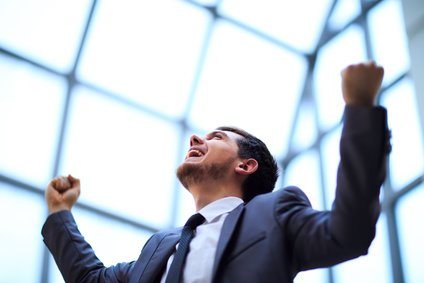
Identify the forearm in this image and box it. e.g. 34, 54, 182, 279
330, 105, 390, 248
42, 211, 104, 282
42, 211, 132, 282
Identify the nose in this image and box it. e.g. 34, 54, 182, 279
190, 134, 204, 147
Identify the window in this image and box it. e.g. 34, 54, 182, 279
0, 0, 421, 282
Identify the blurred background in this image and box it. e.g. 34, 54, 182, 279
0, 0, 423, 282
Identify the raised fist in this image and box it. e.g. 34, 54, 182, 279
341, 61, 384, 106
45, 175, 80, 214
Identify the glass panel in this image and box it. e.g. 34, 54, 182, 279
59, 86, 180, 228
333, 214, 391, 283
192, 0, 220, 5
381, 78, 424, 190
314, 25, 367, 130
77, 0, 211, 118
291, 100, 318, 151
0, 54, 66, 187
294, 268, 327, 283
321, 126, 342, 209
397, 183, 424, 283
284, 150, 324, 210
0, 0, 91, 72
176, 132, 198, 227
368, 0, 410, 85
177, 184, 197, 227
74, 209, 152, 264
274, 163, 285, 193
50, 254, 66, 283
328, 0, 361, 30
189, 20, 307, 158
0, 183, 45, 283
219, 0, 333, 52
49, 208, 152, 283
288, 148, 328, 283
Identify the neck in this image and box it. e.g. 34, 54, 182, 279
188, 181, 243, 211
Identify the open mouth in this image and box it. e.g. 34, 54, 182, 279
186, 148, 205, 160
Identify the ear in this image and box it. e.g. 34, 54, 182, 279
235, 158, 258, 175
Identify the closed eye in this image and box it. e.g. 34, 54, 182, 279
206, 131, 226, 140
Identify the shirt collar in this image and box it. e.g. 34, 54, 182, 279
198, 197, 244, 223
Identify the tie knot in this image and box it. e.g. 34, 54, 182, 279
184, 213, 205, 230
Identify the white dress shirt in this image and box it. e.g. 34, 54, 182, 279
160, 197, 244, 283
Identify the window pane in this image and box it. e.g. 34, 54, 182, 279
219, 0, 333, 52
291, 100, 318, 152
368, 0, 410, 85
49, 208, 152, 283
189, 20, 307, 158
314, 25, 367, 130
0, 0, 91, 72
284, 150, 324, 210
333, 214, 391, 283
274, 163, 285, 193
59, 86, 180, 228
77, 0, 211, 118
74, 209, 152, 264
294, 268, 327, 283
381, 78, 424, 190
0, 55, 66, 187
321, 126, 342, 209
0, 183, 45, 283
192, 0, 220, 5
328, 0, 361, 30
175, 132, 198, 227
397, 183, 424, 283
288, 150, 328, 283
177, 184, 197, 227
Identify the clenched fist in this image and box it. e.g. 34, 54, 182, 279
45, 175, 80, 214
341, 61, 384, 106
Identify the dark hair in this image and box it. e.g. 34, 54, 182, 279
216, 126, 279, 202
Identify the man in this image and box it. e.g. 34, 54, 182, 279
42, 62, 390, 283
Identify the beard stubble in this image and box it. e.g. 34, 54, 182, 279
176, 157, 235, 189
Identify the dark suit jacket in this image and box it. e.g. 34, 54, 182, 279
42, 106, 390, 283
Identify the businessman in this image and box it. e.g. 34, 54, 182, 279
42, 61, 390, 283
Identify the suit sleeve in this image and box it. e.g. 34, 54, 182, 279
42, 210, 134, 283
276, 106, 391, 273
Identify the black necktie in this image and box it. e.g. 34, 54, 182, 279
165, 213, 205, 283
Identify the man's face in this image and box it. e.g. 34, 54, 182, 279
176, 130, 243, 189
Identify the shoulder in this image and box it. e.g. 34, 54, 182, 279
139, 228, 181, 257
247, 186, 312, 208
147, 227, 181, 243
241, 186, 313, 223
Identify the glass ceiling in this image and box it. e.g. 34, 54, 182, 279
0, 0, 422, 282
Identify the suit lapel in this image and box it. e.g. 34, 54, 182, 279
212, 203, 244, 280
136, 233, 180, 283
